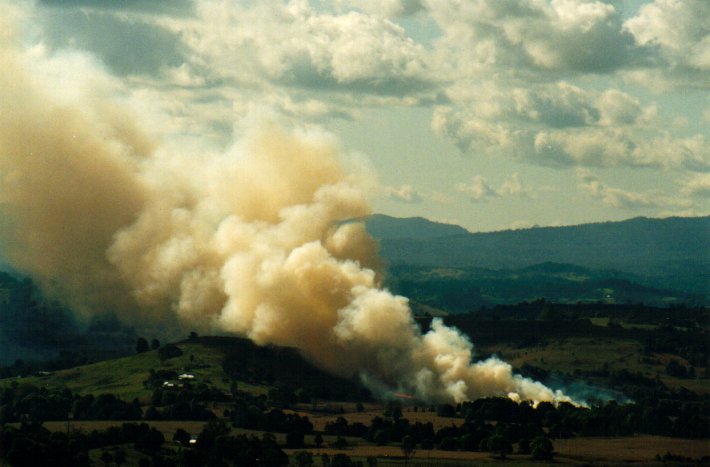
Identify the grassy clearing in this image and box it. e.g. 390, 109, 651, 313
0, 340, 270, 400
554, 435, 710, 462
482, 337, 710, 395
34, 420, 710, 465
42, 420, 209, 438
290, 402, 461, 432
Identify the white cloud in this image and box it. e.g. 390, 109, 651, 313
577, 169, 657, 208
384, 184, 423, 203
497, 172, 526, 196
533, 128, 708, 169
339, 0, 425, 18
595, 89, 653, 127
509, 220, 536, 230
19, 0, 710, 233
171, 0, 432, 96
435, 81, 708, 170
576, 169, 693, 209
679, 173, 710, 198
624, 0, 710, 72
425, 0, 632, 75
455, 175, 497, 201
422, 0, 708, 169
384, 185, 457, 204
455, 173, 529, 201
429, 191, 455, 204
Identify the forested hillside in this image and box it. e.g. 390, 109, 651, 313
366, 215, 709, 306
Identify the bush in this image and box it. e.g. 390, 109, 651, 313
158, 344, 183, 362
530, 436, 554, 461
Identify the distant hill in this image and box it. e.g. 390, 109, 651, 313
367, 215, 709, 304
364, 214, 470, 240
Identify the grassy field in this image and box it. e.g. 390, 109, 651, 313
33, 416, 710, 466
0, 340, 269, 400
2, 334, 708, 465
289, 405, 461, 432
554, 435, 710, 463
482, 337, 710, 395
39, 420, 710, 465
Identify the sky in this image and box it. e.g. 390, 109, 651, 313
7, 0, 710, 232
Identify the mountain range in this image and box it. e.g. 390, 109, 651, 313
365, 214, 709, 309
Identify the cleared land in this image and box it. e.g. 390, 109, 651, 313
37, 417, 710, 465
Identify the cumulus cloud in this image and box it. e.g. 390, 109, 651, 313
435, 81, 708, 170
456, 173, 528, 201
420, 0, 708, 170
577, 170, 657, 208
384, 184, 424, 203
340, 0, 425, 18
679, 172, 710, 197
624, 0, 710, 72
576, 169, 693, 209
27, 0, 709, 181
37, 7, 186, 77
38, 0, 193, 14
170, 0, 432, 95
425, 0, 634, 75
455, 176, 497, 201
509, 220, 537, 230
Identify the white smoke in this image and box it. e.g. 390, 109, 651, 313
0, 7, 574, 405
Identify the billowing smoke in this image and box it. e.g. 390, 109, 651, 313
0, 10, 573, 405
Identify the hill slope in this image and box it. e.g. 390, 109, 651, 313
1, 336, 369, 402
364, 214, 470, 240
369, 216, 709, 297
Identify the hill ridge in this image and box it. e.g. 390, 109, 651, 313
367, 214, 709, 296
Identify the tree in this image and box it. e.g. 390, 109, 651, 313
150, 339, 160, 350
114, 448, 126, 466
384, 400, 403, 421
135, 337, 149, 354
293, 451, 314, 467
134, 427, 165, 452
333, 436, 348, 449
518, 437, 531, 454
485, 434, 512, 459
530, 436, 554, 461
330, 453, 353, 467
436, 403, 456, 417
314, 433, 323, 448
158, 344, 183, 362
99, 450, 113, 466
286, 430, 305, 448
401, 435, 416, 465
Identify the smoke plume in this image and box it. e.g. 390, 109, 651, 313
0, 12, 572, 405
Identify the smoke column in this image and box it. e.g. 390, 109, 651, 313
0, 10, 573, 405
